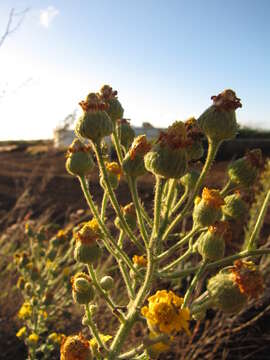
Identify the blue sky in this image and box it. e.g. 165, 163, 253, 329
0, 0, 269, 140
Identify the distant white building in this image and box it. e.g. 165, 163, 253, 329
53, 123, 163, 149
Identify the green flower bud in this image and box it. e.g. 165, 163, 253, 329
193, 188, 224, 227
145, 143, 188, 179
222, 193, 247, 220
180, 169, 200, 190
197, 222, 227, 261
228, 149, 262, 187
100, 276, 114, 291
186, 141, 204, 161
122, 135, 152, 178
74, 242, 102, 265
144, 121, 188, 179
76, 92, 113, 143
72, 273, 95, 305
100, 162, 122, 190
66, 139, 95, 177
184, 118, 204, 161
99, 85, 124, 124
114, 203, 137, 231
198, 90, 241, 142
74, 219, 102, 264
116, 119, 135, 149
207, 272, 247, 314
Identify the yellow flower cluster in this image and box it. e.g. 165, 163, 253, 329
28, 333, 39, 344
89, 333, 112, 348
132, 255, 147, 267
105, 161, 122, 179
76, 218, 100, 245
48, 332, 65, 344
39, 309, 48, 319
141, 290, 190, 335
16, 326, 27, 339
202, 188, 224, 208
18, 302, 32, 319
60, 334, 90, 360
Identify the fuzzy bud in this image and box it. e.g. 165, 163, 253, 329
198, 89, 241, 142
116, 119, 135, 149
197, 221, 227, 261
144, 121, 188, 178
122, 135, 152, 177
72, 273, 95, 305
99, 85, 124, 124
66, 139, 95, 177
74, 220, 102, 264
75, 92, 113, 144
114, 203, 137, 231
180, 169, 200, 190
100, 276, 114, 291
100, 162, 122, 190
193, 188, 224, 227
207, 272, 247, 314
60, 334, 92, 360
228, 149, 262, 187
184, 118, 204, 161
222, 193, 247, 220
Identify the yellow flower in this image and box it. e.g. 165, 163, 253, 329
60, 334, 91, 360
148, 332, 173, 354
46, 260, 53, 269
18, 302, 32, 319
28, 333, 39, 344
230, 260, 264, 299
39, 309, 48, 319
89, 334, 112, 348
76, 218, 100, 245
16, 326, 27, 339
141, 290, 191, 335
105, 161, 122, 179
202, 188, 224, 208
48, 332, 65, 344
132, 255, 147, 267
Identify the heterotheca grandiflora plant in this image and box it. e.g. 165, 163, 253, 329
18, 85, 270, 360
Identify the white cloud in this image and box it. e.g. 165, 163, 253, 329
40, 6, 59, 28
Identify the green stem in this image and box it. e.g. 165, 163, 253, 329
170, 187, 189, 216
247, 190, 270, 250
160, 179, 177, 233
182, 261, 207, 308
153, 176, 164, 238
160, 248, 270, 279
161, 248, 193, 272
109, 244, 156, 358
85, 303, 106, 350
162, 140, 221, 242
87, 264, 125, 322
129, 177, 149, 246
220, 179, 233, 196
101, 192, 108, 221
157, 227, 201, 260
119, 260, 135, 300
94, 142, 144, 251
112, 131, 124, 164
79, 176, 141, 277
